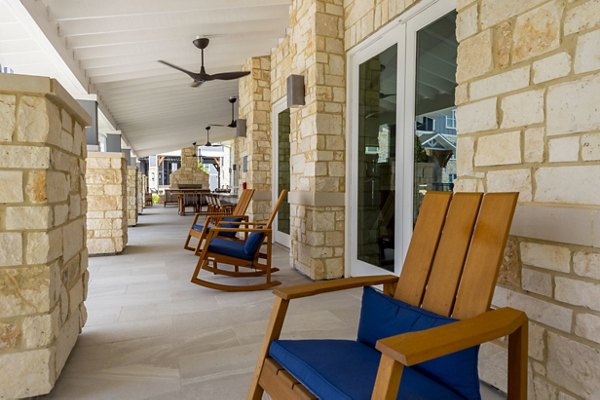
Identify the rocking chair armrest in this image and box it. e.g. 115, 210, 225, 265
273, 275, 399, 300
375, 307, 528, 366
208, 214, 249, 224
210, 227, 271, 234
214, 221, 267, 226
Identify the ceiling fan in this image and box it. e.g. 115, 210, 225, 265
158, 37, 250, 88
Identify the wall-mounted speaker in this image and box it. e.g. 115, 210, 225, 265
287, 74, 305, 107
236, 118, 247, 137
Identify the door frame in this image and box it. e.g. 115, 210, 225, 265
345, 0, 457, 277
272, 97, 291, 248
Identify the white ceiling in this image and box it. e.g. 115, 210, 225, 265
0, 0, 291, 156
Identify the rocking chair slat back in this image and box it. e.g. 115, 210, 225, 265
234, 189, 255, 215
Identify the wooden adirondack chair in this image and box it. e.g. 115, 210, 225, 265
183, 189, 255, 255
248, 191, 528, 399
191, 190, 287, 291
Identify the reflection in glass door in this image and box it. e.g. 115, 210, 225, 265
412, 11, 457, 223
357, 45, 397, 272
348, 1, 457, 277
273, 98, 291, 247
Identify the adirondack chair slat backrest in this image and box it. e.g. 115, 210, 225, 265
452, 192, 518, 319
265, 190, 287, 229
394, 192, 452, 306
233, 189, 255, 215
421, 192, 483, 317
394, 191, 518, 320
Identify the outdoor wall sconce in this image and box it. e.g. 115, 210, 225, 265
287, 74, 305, 107
236, 118, 247, 137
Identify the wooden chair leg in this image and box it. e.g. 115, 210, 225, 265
371, 355, 404, 400
508, 321, 528, 400
247, 296, 290, 400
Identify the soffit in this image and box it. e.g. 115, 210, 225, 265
8, 0, 291, 156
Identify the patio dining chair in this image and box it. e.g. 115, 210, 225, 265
248, 191, 528, 400
183, 189, 255, 255
190, 190, 287, 291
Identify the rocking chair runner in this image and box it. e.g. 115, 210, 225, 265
190, 190, 287, 292
183, 189, 255, 255
248, 191, 528, 400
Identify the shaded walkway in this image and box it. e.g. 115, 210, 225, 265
39, 206, 503, 399
39, 207, 361, 399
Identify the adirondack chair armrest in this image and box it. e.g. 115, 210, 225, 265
214, 221, 267, 226
273, 275, 400, 300
375, 307, 528, 366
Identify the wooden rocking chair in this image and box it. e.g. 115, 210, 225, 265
248, 191, 528, 399
183, 189, 255, 255
191, 190, 287, 291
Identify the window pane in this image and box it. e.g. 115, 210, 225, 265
413, 12, 458, 224
357, 44, 397, 271
277, 109, 291, 235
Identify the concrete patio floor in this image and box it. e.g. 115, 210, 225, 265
37, 206, 505, 399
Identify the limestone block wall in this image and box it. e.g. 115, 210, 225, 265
236, 56, 273, 221
344, 0, 420, 50
86, 152, 127, 255
169, 146, 209, 188
126, 166, 138, 226
454, 1, 600, 398
0, 75, 89, 398
270, 0, 346, 279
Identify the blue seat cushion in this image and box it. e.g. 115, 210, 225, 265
269, 339, 465, 400
357, 287, 480, 400
219, 217, 243, 238
243, 231, 264, 256
193, 217, 242, 238
208, 238, 251, 260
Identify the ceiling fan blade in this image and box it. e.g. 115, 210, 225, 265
207, 71, 251, 81
158, 60, 202, 80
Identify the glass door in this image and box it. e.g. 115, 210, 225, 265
273, 98, 291, 247
348, 0, 457, 276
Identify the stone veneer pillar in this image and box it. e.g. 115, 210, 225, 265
137, 172, 144, 214
269, 0, 346, 279
0, 74, 89, 398
236, 56, 273, 221
126, 166, 138, 226
452, 0, 600, 398
169, 146, 209, 188
86, 152, 128, 255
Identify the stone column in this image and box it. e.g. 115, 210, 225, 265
137, 172, 144, 214
0, 75, 89, 398
142, 174, 149, 207
270, 0, 346, 279
126, 166, 138, 226
236, 56, 273, 221
169, 146, 209, 188
86, 152, 128, 255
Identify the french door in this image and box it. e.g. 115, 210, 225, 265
272, 97, 291, 247
347, 0, 457, 276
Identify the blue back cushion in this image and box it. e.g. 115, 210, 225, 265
357, 286, 480, 400
219, 217, 242, 238
243, 231, 264, 257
